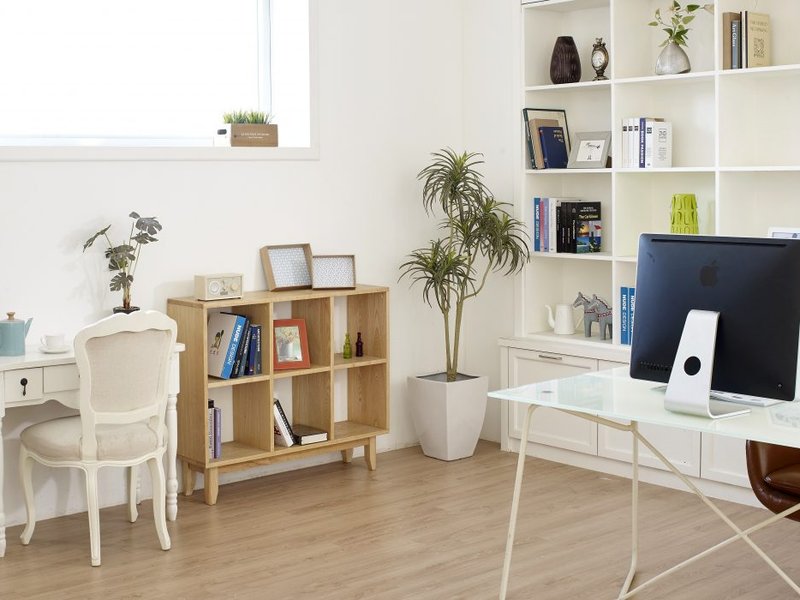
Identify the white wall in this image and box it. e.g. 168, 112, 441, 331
0, 0, 520, 526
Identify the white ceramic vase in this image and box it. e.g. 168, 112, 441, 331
407, 373, 488, 461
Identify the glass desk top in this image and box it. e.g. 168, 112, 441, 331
489, 367, 800, 448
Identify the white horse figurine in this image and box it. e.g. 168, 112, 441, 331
573, 291, 598, 338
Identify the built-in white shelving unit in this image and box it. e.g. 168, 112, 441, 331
501, 0, 800, 504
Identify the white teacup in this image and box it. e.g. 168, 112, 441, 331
41, 333, 66, 350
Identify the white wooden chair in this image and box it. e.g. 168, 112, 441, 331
18, 310, 177, 566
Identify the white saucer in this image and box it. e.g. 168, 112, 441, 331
39, 345, 70, 354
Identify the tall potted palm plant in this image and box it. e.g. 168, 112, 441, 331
400, 149, 529, 460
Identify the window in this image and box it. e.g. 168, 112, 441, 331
0, 0, 312, 149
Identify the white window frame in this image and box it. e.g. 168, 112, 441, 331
0, 0, 318, 162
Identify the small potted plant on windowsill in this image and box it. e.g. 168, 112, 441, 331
83, 212, 163, 314
221, 110, 278, 147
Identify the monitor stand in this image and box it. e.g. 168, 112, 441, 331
664, 309, 751, 419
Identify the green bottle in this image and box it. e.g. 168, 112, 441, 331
342, 332, 352, 359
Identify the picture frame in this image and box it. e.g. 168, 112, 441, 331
567, 131, 611, 169
260, 244, 313, 291
522, 108, 570, 169
272, 318, 311, 370
312, 255, 356, 289
769, 227, 800, 240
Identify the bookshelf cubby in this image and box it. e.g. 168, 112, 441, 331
167, 285, 389, 505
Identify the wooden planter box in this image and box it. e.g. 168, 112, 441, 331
230, 123, 278, 147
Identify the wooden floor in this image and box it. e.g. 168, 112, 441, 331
2, 441, 800, 599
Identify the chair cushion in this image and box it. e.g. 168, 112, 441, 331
766, 465, 800, 497
21, 415, 163, 462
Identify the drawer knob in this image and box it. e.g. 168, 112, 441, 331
20, 377, 28, 396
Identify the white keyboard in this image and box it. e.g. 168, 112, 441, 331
709, 390, 782, 408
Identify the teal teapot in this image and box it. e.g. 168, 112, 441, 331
0, 312, 32, 356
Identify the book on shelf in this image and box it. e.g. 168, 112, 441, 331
208, 400, 222, 458
214, 405, 222, 458
226, 314, 250, 378
244, 324, 261, 376
722, 12, 741, 70
645, 121, 672, 168
731, 13, 742, 69
743, 11, 770, 68
292, 423, 328, 445
532, 198, 541, 252
530, 117, 559, 169
619, 286, 636, 346
273, 398, 295, 447
571, 201, 602, 253
538, 126, 568, 169
620, 117, 671, 169
522, 111, 536, 169
620, 287, 630, 345
207, 312, 247, 379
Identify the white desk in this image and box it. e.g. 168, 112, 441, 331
489, 367, 800, 599
0, 344, 184, 558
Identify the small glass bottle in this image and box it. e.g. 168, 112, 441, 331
355, 332, 364, 357
342, 332, 352, 359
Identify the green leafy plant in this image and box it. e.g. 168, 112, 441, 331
400, 149, 530, 382
648, 1, 713, 47
223, 110, 274, 124
83, 212, 163, 310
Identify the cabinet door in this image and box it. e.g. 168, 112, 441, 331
700, 433, 749, 488
508, 348, 597, 454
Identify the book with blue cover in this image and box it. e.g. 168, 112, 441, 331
207, 312, 247, 379
537, 126, 568, 169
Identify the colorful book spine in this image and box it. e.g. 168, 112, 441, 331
541, 198, 549, 253
244, 324, 259, 375
538, 126, 569, 169
629, 286, 636, 343
254, 325, 262, 374
207, 400, 215, 458
533, 197, 541, 252
220, 315, 246, 379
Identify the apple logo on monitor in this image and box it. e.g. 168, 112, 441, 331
699, 260, 718, 287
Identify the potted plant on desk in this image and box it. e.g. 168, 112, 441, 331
400, 149, 529, 460
83, 211, 163, 314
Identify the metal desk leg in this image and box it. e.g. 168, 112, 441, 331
500, 404, 538, 600
618, 421, 639, 598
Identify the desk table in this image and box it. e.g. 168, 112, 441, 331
489, 367, 800, 599
0, 344, 184, 558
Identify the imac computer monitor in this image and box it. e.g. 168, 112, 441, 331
630, 234, 800, 412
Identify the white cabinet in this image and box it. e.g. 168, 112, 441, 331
700, 434, 749, 487
507, 347, 598, 453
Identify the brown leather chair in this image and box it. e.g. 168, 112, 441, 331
746, 440, 800, 522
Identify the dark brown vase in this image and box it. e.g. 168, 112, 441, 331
550, 36, 581, 84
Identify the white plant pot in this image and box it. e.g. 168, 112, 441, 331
407, 373, 488, 461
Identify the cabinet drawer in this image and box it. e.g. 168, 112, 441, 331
4, 368, 44, 404
44, 364, 80, 393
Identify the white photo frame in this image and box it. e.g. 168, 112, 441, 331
312, 255, 356, 289
567, 131, 611, 169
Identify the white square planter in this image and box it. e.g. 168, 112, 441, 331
407, 374, 488, 461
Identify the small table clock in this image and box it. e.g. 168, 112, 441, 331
591, 37, 609, 81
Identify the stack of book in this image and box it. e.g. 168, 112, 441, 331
524, 117, 569, 169
619, 286, 636, 346
722, 11, 770, 70
207, 312, 263, 379
208, 400, 222, 458
273, 398, 328, 447
620, 118, 672, 169
532, 198, 602, 254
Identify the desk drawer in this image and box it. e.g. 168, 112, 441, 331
4, 368, 44, 404
44, 364, 79, 393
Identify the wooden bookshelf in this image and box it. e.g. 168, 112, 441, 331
167, 285, 390, 505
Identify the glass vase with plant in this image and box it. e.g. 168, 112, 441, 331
83, 212, 163, 313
